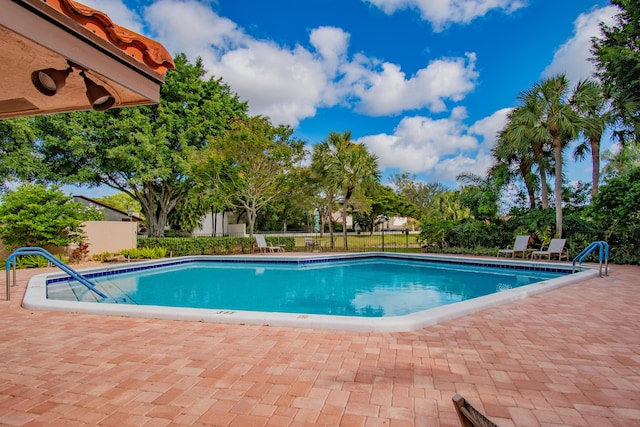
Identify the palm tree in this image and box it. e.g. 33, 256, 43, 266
501, 101, 554, 209
601, 141, 640, 178
531, 74, 581, 237
311, 141, 337, 247
493, 117, 539, 209
324, 131, 380, 249
570, 79, 612, 198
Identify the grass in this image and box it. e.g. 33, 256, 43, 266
293, 233, 422, 252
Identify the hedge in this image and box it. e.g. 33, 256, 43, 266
138, 236, 295, 256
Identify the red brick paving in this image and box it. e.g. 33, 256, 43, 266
1, 262, 639, 426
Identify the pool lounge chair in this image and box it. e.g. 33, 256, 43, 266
497, 235, 531, 258
255, 234, 283, 253
452, 394, 498, 427
531, 238, 568, 261
304, 237, 318, 251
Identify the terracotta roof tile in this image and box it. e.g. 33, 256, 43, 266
46, 0, 175, 75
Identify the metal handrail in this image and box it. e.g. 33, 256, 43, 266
5, 247, 106, 301
572, 241, 609, 277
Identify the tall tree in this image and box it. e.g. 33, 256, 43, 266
530, 75, 581, 237
512, 93, 555, 209
0, 118, 42, 191
570, 79, 611, 198
34, 54, 247, 237
493, 116, 539, 209
592, 0, 640, 140
193, 116, 305, 242
389, 172, 446, 216
310, 142, 338, 247
322, 131, 380, 250
456, 173, 499, 221
601, 140, 640, 178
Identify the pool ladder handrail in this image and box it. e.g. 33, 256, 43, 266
572, 241, 609, 277
4, 247, 107, 301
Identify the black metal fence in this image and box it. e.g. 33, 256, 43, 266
264, 230, 423, 253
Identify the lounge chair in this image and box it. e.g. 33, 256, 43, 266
255, 234, 283, 253
452, 394, 498, 427
531, 238, 568, 261
304, 237, 318, 251
497, 235, 531, 258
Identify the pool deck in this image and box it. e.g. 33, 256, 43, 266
1, 255, 639, 426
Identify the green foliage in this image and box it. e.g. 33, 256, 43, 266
417, 206, 604, 261
0, 184, 86, 247
422, 191, 471, 222
120, 247, 168, 259
418, 219, 509, 250
6, 253, 68, 269
592, 0, 640, 139
193, 116, 305, 237
588, 167, 640, 264
457, 173, 500, 221
167, 194, 209, 233
138, 236, 295, 256
97, 193, 142, 218
13, 255, 49, 268
601, 141, 640, 178
389, 173, 447, 217
0, 118, 44, 190
34, 53, 248, 237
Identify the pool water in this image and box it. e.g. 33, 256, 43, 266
47, 258, 563, 317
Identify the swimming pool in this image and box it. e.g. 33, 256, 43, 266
23, 253, 598, 332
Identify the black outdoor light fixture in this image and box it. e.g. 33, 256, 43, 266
31, 61, 116, 111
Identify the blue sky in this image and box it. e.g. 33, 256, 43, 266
79, 0, 617, 192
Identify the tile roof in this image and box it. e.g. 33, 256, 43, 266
46, 0, 175, 75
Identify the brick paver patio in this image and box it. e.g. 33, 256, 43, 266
1, 260, 639, 426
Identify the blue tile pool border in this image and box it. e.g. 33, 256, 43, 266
45, 252, 574, 286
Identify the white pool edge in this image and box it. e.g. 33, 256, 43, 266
21, 253, 601, 333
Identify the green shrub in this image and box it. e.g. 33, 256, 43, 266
6, 254, 69, 269
120, 247, 168, 259
92, 252, 114, 262
138, 236, 295, 256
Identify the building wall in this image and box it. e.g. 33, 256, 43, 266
82, 221, 137, 254
0, 221, 137, 261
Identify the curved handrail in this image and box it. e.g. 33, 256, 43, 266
5, 247, 107, 301
572, 241, 609, 277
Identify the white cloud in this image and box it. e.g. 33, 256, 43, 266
542, 5, 618, 84
347, 53, 479, 116
75, 0, 145, 33
144, 0, 244, 59
138, 0, 480, 127
358, 107, 509, 182
468, 107, 511, 150
363, 0, 527, 31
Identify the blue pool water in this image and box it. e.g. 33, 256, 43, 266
47, 257, 564, 318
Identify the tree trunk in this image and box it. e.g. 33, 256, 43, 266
341, 199, 349, 250
519, 163, 536, 209
539, 164, 550, 209
247, 206, 256, 253
553, 137, 563, 237
591, 135, 601, 198
328, 193, 334, 249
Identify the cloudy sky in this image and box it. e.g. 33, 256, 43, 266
83, 0, 617, 188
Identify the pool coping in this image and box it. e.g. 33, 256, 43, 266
22, 253, 600, 332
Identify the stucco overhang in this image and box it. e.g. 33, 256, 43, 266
0, 0, 175, 119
